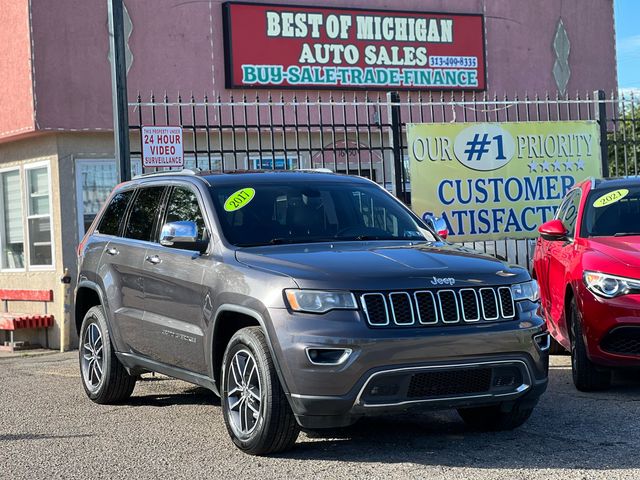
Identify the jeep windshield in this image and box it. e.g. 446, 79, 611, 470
209, 180, 436, 247
581, 186, 640, 237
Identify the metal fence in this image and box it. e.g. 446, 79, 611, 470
128, 90, 640, 269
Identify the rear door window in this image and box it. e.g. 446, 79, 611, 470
97, 190, 134, 236
124, 186, 166, 242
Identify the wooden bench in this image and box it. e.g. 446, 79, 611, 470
0, 289, 54, 352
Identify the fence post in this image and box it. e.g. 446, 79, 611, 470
387, 92, 404, 201
595, 89, 609, 178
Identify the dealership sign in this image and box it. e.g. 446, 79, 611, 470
407, 121, 602, 242
141, 126, 184, 168
222, 2, 486, 90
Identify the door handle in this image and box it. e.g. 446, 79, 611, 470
145, 255, 161, 265
105, 247, 119, 256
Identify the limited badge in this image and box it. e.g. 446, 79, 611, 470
224, 188, 255, 212
593, 189, 629, 208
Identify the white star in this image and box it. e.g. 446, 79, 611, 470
564, 160, 573, 171
553, 160, 563, 171
575, 159, 585, 170
528, 161, 538, 173
541, 161, 550, 172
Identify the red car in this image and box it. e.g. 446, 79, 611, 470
533, 177, 640, 391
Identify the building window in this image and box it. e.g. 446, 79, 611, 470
77, 161, 119, 238
0, 169, 25, 270
76, 159, 142, 240
25, 165, 53, 267
251, 156, 297, 170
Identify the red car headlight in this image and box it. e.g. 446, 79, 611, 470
583, 271, 640, 298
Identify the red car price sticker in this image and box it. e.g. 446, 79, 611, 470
593, 189, 629, 208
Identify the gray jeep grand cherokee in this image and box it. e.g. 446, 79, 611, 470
75, 170, 549, 455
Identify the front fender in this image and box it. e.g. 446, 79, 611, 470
208, 299, 291, 397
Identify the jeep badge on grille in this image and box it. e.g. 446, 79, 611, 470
431, 277, 456, 286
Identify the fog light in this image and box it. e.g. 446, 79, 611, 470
369, 384, 400, 396
534, 332, 551, 351
305, 348, 352, 365
492, 366, 523, 388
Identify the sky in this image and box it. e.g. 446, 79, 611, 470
615, 0, 640, 94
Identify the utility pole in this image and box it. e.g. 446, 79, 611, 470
107, 0, 131, 182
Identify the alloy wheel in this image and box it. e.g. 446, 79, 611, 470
81, 322, 104, 391
226, 349, 262, 436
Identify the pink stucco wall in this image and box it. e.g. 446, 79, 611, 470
10, 0, 619, 135
0, 1, 35, 140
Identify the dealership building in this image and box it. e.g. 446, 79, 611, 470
0, 0, 617, 350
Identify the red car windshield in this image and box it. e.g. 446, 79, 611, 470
581, 186, 640, 237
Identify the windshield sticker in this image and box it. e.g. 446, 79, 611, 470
224, 188, 255, 212
593, 189, 629, 208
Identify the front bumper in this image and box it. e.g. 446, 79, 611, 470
578, 284, 640, 367
288, 356, 547, 428
266, 301, 549, 428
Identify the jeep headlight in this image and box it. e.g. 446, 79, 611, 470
583, 271, 640, 298
511, 280, 540, 302
285, 289, 357, 313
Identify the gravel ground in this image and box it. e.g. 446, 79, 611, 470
1, 352, 639, 479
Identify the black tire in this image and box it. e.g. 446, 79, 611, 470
79, 305, 136, 404
221, 327, 299, 455
457, 401, 535, 431
569, 298, 612, 391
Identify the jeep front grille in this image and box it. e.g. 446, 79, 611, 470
360, 287, 516, 327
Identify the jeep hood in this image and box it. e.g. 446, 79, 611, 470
235, 241, 529, 290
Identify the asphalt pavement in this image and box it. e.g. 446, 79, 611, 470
1, 351, 639, 479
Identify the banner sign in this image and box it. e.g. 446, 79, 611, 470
142, 126, 184, 168
222, 2, 486, 90
407, 121, 602, 242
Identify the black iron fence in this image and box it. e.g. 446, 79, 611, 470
130, 92, 401, 192
128, 90, 640, 268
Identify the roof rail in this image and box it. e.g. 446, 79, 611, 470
132, 168, 198, 179
295, 168, 334, 173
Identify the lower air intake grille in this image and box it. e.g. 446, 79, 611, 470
407, 368, 493, 398
601, 327, 640, 356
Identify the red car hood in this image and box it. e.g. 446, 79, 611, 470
586, 236, 640, 267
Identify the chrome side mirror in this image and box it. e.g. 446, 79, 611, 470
423, 214, 449, 240
160, 221, 206, 252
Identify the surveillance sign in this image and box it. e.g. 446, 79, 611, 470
141, 126, 184, 168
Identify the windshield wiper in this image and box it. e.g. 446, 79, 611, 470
237, 237, 335, 247
237, 235, 427, 247
336, 235, 425, 241
234, 238, 291, 247
613, 232, 640, 237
